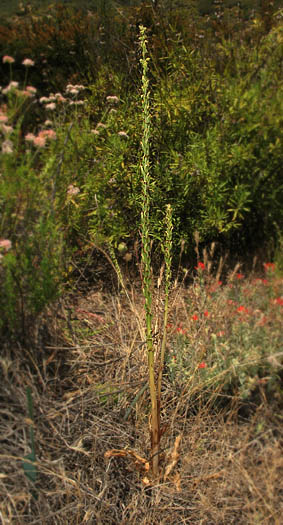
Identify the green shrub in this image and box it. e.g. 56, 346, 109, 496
43, 19, 282, 263
148, 23, 283, 255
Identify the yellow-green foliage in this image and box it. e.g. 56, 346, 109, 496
0, 3, 282, 339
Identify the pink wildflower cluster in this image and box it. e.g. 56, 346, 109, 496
0, 239, 12, 260
22, 58, 35, 67
2, 56, 35, 67
38, 85, 86, 110
67, 184, 80, 196
69, 100, 84, 107
65, 84, 85, 106
0, 107, 13, 136
22, 85, 37, 97
106, 95, 119, 104
2, 81, 19, 95
0, 114, 8, 123
118, 131, 129, 138
0, 123, 13, 135
91, 122, 107, 136
2, 55, 15, 64
2, 81, 37, 99
2, 140, 13, 154
40, 93, 67, 107
65, 83, 85, 95
0, 239, 12, 251
25, 129, 56, 147
1, 56, 35, 99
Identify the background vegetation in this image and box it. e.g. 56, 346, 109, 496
0, 2, 282, 522
0, 0, 282, 337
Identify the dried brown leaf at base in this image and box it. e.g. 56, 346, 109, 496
164, 434, 182, 481
105, 448, 150, 472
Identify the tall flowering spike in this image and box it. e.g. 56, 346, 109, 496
139, 25, 160, 477
139, 25, 152, 316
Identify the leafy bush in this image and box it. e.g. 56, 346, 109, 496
48, 20, 283, 262
148, 22, 283, 255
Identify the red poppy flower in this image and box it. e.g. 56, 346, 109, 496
195, 261, 205, 271
237, 305, 249, 314
263, 262, 275, 272
176, 326, 187, 335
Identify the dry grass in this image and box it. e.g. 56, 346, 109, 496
0, 270, 282, 524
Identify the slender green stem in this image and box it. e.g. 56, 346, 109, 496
139, 25, 160, 476
157, 204, 173, 405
